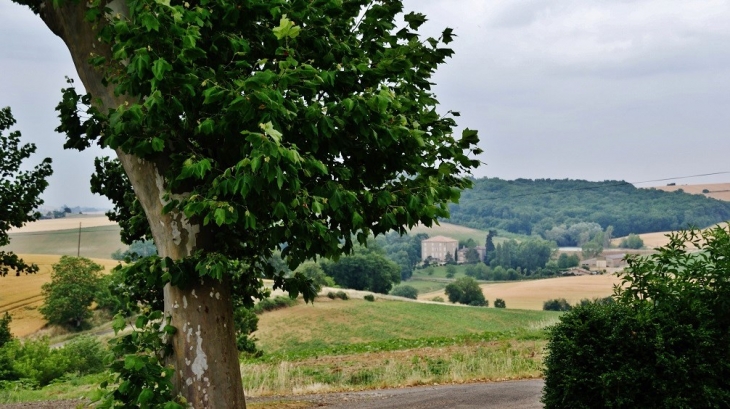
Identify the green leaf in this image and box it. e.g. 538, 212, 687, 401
259, 121, 282, 142
151, 137, 164, 152
137, 389, 155, 404
352, 211, 363, 226
140, 13, 160, 32
404, 12, 427, 30
152, 58, 172, 80
272, 15, 301, 40
198, 118, 215, 135
112, 314, 126, 333
214, 208, 227, 226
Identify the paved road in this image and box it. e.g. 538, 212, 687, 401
250, 380, 545, 409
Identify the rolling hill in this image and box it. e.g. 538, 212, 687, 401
449, 178, 730, 238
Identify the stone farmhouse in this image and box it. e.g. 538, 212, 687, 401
421, 235, 459, 263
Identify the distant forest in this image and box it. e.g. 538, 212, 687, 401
449, 178, 730, 238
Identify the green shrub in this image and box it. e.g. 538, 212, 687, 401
445, 277, 486, 306
364, 294, 375, 302
253, 296, 297, 314
233, 307, 260, 355
543, 226, 730, 408
61, 336, 106, 375
335, 291, 349, 300
431, 296, 444, 302
542, 298, 572, 311
0, 313, 12, 348
389, 285, 419, 299
0, 336, 106, 386
494, 298, 506, 308
326, 291, 336, 299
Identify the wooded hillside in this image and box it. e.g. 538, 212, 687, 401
449, 178, 730, 238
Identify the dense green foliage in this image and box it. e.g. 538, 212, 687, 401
0, 336, 106, 388
450, 178, 730, 238
0, 314, 11, 349
15, 0, 481, 405
374, 232, 428, 280
542, 298, 572, 312
253, 295, 298, 314
556, 253, 579, 269
322, 249, 401, 294
233, 307, 259, 355
619, 233, 644, 249
389, 285, 419, 299
543, 226, 730, 408
39, 256, 104, 329
494, 298, 506, 308
294, 262, 334, 293
0, 107, 53, 276
445, 277, 486, 306
491, 238, 554, 274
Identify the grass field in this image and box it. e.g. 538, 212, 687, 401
0, 254, 120, 337
254, 298, 558, 358
243, 298, 555, 396
419, 274, 622, 310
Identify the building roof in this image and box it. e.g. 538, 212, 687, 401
422, 235, 458, 243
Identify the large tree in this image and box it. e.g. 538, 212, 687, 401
7, 0, 481, 407
0, 107, 53, 277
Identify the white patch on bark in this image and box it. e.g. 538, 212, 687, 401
172, 222, 182, 246
215, 292, 220, 300
186, 377, 193, 386
173, 301, 179, 309
191, 325, 208, 380
183, 296, 188, 309
186, 326, 193, 342
192, 290, 198, 298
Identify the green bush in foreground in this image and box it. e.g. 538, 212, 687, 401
543, 225, 730, 408
0, 336, 106, 387
494, 299, 506, 308
364, 294, 375, 302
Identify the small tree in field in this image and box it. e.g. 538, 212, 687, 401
494, 298, 506, 308
0, 107, 52, 277
445, 276, 486, 306
39, 256, 103, 329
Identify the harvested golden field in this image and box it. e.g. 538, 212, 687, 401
419, 274, 623, 310
8, 214, 117, 233
648, 182, 730, 202
0, 254, 120, 337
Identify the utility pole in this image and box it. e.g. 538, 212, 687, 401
77, 222, 81, 257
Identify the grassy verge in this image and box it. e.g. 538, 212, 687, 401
242, 339, 545, 397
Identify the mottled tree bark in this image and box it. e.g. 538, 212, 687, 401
35, 2, 245, 407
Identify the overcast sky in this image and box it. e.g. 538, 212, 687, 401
2, 0, 730, 209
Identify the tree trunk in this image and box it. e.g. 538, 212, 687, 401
36, 2, 246, 407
